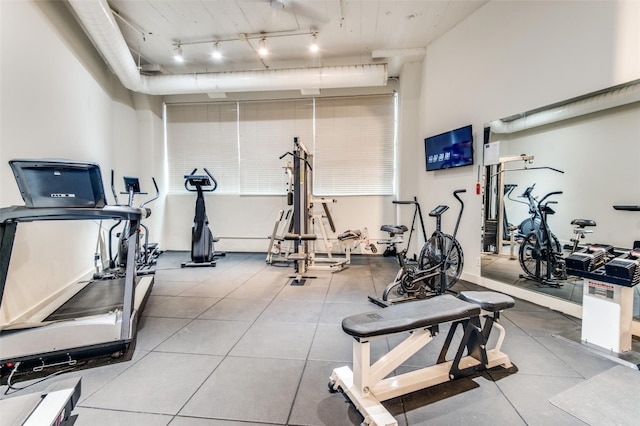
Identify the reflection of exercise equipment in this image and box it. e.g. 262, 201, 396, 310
371, 190, 465, 306
182, 168, 224, 268
0, 159, 153, 376
330, 291, 515, 426
518, 191, 567, 286
483, 154, 563, 255
569, 218, 597, 253
565, 205, 640, 354
378, 197, 427, 259
513, 184, 541, 238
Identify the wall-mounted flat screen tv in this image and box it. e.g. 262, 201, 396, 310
424, 125, 474, 171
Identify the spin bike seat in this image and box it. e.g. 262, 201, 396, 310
380, 225, 408, 236
571, 219, 597, 228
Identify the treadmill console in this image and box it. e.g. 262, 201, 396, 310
9, 159, 107, 208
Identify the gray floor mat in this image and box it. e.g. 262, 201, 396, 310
549, 365, 640, 425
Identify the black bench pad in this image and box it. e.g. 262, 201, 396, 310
342, 295, 480, 339
457, 291, 515, 312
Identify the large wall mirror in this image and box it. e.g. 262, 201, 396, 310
481, 80, 640, 321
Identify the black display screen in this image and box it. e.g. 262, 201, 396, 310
424, 125, 474, 171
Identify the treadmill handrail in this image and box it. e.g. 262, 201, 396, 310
0, 205, 149, 224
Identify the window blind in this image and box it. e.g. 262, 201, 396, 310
165, 103, 239, 194
238, 99, 313, 194
164, 94, 395, 196
313, 94, 396, 195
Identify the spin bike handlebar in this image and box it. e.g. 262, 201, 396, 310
453, 189, 466, 203
393, 197, 418, 205
451, 189, 466, 238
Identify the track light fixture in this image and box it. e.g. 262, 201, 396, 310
258, 37, 268, 56
310, 33, 319, 53
174, 43, 183, 62
173, 31, 318, 64
270, 0, 285, 9
212, 42, 222, 60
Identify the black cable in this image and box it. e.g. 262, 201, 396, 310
3, 361, 84, 395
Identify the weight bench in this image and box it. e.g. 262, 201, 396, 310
329, 291, 514, 426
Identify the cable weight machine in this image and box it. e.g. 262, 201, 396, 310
276, 137, 355, 284
279, 138, 317, 284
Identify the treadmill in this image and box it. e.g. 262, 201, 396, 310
0, 159, 154, 377
1, 377, 81, 426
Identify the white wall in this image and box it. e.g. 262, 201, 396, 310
0, 1, 159, 324
417, 0, 640, 282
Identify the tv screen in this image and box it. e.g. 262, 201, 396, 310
424, 125, 474, 171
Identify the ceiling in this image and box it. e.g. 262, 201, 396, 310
103, 0, 487, 78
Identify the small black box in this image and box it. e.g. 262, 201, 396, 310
605, 258, 638, 281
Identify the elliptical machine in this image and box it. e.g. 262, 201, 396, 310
96, 171, 159, 279
181, 168, 223, 268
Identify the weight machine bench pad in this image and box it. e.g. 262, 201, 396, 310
457, 291, 515, 312
338, 229, 362, 241
342, 294, 480, 339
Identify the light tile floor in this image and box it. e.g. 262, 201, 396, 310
1, 252, 627, 425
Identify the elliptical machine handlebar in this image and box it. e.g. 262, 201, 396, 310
538, 191, 563, 207
140, 177, 159, 217
184, 168, 218, 192
111, 170, 120, 206
110, 170, 158, 210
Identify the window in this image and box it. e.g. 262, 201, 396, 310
165, 103, 239, 194
238, 100, 313, 194
164, 94, 396, 196
314, 95, 396, 195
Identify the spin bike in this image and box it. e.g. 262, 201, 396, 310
181, 168, 224, 268
378, 197, 427, 261
370, 189, 466, 306
518, 191, 567, 286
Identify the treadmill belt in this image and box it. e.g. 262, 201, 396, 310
45, 278, 127, 321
